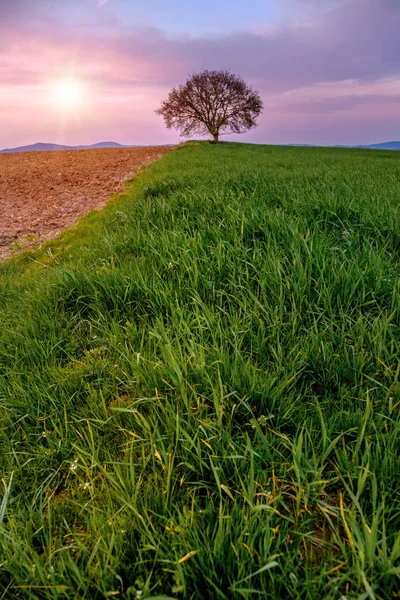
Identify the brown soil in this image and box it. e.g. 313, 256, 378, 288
0, 146, 174, 261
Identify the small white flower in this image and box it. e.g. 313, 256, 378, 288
342, 229, 352, 244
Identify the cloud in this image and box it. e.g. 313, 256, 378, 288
92, 0, 400, 91
0, 0, 399, 146
274, 77, 400, 104
1, 0, 399, 91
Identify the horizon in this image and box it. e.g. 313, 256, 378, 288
2, 139, 400, 153
1, 0, 399, 148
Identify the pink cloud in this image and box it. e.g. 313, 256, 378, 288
0, 0, 399, 147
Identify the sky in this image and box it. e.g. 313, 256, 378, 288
0, 0, 399, 148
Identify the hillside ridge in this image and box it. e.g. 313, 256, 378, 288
0, 141, 136, 153
2, 140, 400, 153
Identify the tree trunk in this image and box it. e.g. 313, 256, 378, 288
213, 132, 219, 143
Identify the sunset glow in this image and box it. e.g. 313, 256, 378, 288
0, 0, 399, 148
52, 79, 86, 111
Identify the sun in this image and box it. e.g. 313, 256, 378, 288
52, 79, 85, 110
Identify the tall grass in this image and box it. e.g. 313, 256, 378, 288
1, 142, 400, 598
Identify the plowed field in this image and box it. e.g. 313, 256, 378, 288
0, 146, 173, 260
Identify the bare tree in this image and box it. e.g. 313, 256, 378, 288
156, 70, 263, 143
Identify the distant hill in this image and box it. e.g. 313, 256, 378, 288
0, 141, 136, 154
2, 140, 399, 154
362, 141, 400, 150
289, 141, 400, 151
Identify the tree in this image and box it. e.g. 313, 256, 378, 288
156, 70, 263, 143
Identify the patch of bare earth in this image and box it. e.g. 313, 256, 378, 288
0, 146, 174, 261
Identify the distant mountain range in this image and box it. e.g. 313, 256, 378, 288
1, 140, 399, 154
290, 141, 400, 150
0, 141, 137, 154
360, 141, 400, 150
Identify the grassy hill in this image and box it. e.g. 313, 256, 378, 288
1, 142, 400, 599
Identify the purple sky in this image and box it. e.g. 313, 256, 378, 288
0, 0, 399, 147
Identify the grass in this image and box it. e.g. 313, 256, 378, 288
1, 141, 400, 599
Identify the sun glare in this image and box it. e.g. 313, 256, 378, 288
52, 79, 85, 110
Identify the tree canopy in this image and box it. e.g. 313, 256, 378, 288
156, 70, 263, 143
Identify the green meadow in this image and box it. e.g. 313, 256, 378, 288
1, 142, 400, 599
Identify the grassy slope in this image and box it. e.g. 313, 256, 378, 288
1, 142, 400, 599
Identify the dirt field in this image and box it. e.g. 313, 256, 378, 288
0, 146, 173, 260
